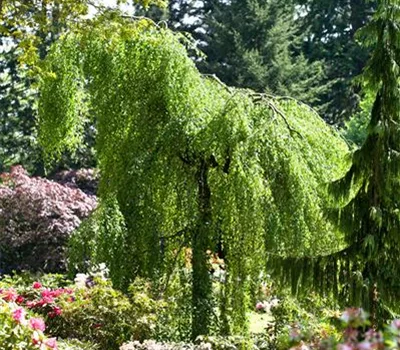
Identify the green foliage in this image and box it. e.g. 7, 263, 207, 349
49, 278, 162, 349
198, 0, 327, 108
57, 339, 99, 350
38, 17, 348, 338
0, 43, 39, 173
342, 91, 374, 147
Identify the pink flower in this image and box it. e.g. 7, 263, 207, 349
29, 317, 46, 331
40, 296, 55, 305
26, 300, 37, 308
256, 302, 264, 310
357, 342, 373, 350
44, 337, 58, 349
41, 289, 52, 298
2, 288, 18, 302
33, 282, 42, 289
50, 289, 63, 298
12, 307, 26, 324
392, 319, 400, 330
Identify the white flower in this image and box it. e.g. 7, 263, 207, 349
74, 273, 89, 288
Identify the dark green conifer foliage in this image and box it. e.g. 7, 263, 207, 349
0, 42, 38, 172
196, 0, 327, 108
296, 0, 377, 123
270, 0, 400, 323
38, 18, 347, 337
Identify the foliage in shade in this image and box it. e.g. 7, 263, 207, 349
37, 18, 348, 338
295, 0, 377, 124
269, 0, 400, 323
0, 166, 96, 273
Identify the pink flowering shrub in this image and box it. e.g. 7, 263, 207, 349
0, 166, 96, 272
0, 275, 164, 350
0, 299, 58, 350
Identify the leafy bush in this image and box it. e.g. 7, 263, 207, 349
0, 166, 96, 272
0, 272, 175, 349
269, 294, 340, 349
57, 339, 99, 350
120, 336, 270, 350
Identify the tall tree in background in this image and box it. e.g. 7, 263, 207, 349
270, 0, 400, 324
142, 0, 378, 124
196, 0, 327, 107
296, 0, 377, 123
0, 40, 38, 172
140, 0, 328, 109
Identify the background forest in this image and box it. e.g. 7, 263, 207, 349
1, 1, 400, 350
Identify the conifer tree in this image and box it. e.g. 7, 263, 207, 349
296, 0, 377, 123
196, 0, 327, 108
270, 0, 400, 323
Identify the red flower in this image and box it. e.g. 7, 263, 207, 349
48, 306, 62, 318
16, 295, 25, 304
33, 282, 42, 289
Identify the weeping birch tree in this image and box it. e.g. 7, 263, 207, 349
38, 17, 348, 337
269, 0, 400, 324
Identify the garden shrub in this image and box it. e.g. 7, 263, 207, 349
52, 169, 99, 196
0, 166, 96, 273
18, 275, 162, 349
0, 272, 173, 349
0, 299, 58, 350
269, 294, 340, 349
120, 336, 269, 350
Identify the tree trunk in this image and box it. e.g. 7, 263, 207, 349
191, 157, 213, 340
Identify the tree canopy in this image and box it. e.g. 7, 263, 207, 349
37, 17, 348, 337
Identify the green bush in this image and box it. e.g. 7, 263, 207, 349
48, 278, 164, 349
